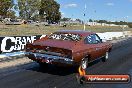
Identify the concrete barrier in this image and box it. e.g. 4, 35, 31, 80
97, 31, 132, 41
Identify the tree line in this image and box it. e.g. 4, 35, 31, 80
0, 0, 61, 23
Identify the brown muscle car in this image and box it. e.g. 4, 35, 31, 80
25, 30, 112, 69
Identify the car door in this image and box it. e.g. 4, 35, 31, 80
84, 34, 104, 61
94, 34, 106, 57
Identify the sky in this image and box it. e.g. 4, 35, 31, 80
14, 0, 132, 22
56, 0, 132, 22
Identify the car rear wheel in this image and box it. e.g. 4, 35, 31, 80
81, 58, 88, 69
102, 52, 109, 62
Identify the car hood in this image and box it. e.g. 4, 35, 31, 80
33, 39, 78, 50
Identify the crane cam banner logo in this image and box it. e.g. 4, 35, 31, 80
0, 35, 46, 53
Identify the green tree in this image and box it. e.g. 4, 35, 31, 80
0, 0, 14, 18
89, 19, 93, 22
7, 10, 16, 18
98, 20, 107, 23
39, 0, 61, 23
17, 0, 40, 20
76, 19, 82, 23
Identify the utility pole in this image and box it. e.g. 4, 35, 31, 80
72, 14, 73, 26
122, 16, 128, 37
83, 4, 86, 31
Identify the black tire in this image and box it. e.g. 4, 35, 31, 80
39, 63, 48, 69
80, 58, 88, 69
102, 52, 109, 62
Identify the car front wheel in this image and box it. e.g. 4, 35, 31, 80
102, 52, 109, 62
81, 58, 88, 69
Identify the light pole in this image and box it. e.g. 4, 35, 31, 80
122, 16, 128, 37
83, 4, 87, 31
92, 10, 96, 26
72, 14, 73, 26
122, 16, 128, 30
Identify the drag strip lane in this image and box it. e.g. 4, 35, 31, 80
0, 38, 132, 88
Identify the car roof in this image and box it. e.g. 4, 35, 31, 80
55, 30, 95, 37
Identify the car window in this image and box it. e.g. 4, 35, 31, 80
95, 34, 102, 43
84, 34, 102, 44
48, 33, 81, 41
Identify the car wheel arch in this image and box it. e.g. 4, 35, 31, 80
84, 55, 90, 60
82, 54, 91, 63
80, 54, 90, 69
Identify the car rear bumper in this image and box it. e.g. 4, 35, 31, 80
25, 52, 74, 65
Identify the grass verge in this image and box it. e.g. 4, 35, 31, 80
0, 23, 132, 36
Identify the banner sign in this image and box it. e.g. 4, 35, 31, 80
0, 35, 46, 53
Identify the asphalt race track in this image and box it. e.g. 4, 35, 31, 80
0, 38, 132, 88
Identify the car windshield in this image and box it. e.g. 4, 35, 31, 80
48, 33, 81, 41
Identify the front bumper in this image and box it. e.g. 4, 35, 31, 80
25, 52, 74, 65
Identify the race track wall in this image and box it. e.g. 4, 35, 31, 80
0, 35, 46, 53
